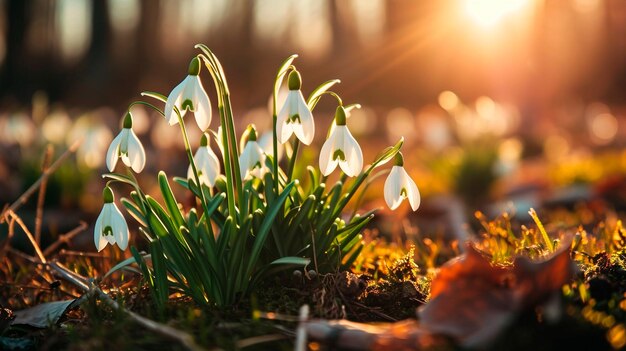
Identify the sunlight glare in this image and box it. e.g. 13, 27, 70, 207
463, 0, 528, 28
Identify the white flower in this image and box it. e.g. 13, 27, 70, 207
239, 128, 267, 180
188, 133, 221, 187
384, 157, 420, 211
319, 106, 363, 177
94, 187, 129, 251
165, 57, 212, 131
106, 112, 146, 173
258, 131, 283, 161
276, 70, 314, 145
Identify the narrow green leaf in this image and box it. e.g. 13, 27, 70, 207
245, 182, 295, 278
140, 91, 168, 103
149, 240, 169, 307
274, 54, 298, 97
121, 198, 147, 227
158, 171, 185, 228
307, 79, 341, 110
269, 256, 310, 266
103, 253, 150, 279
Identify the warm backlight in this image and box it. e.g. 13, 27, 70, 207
463, 0, 528, 27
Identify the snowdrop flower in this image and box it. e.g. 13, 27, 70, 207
258, 131, 283, 161
277, 70, 314, 145
319, 106, 363, 177
239, 126, 267, 180
106, 112, 146, 173
94, 186, 129, 251
384, 152, 420, 211
188, 133, 221, 187
165, 56, 212, 131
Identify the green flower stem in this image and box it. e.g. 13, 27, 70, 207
174, 108, 214, 236
196, 47, 240, 225
286, 138, 300, 184
271, 57, 298, 199
218, 105, 238, 226
222, 95, 243, 203
348, 169, 388, 220
128, 101, 167, 118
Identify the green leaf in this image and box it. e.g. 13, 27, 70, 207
344, 103, 362, 113
158, 171, 185, 228
269, 256, 310, 266
145, 204, 169, 238
245, 181, 295, 278
121, 197, 147, 227
103, 253, 150, 279
341, 243, 364, 270
307, 79, 341, 110
140, 91, 167, 103
371, 137, 404, 169
102, 172, 138, 187
149, 240, 169, 308
274, 54, 298, 98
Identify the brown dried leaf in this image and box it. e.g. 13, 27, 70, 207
419, 239, 575, 348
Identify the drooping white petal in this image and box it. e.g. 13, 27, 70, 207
258, 132, 283, 161
294, 91, 314, 145
384, 166, 404, 210
93, 206, 109, 252
279, 121, 294, 144
110, 203, 129, 250
239, 141, 266, 180
165, 78, 186, 125
103, 205, 116, 244
105, 132, 122, 172
337, 126, 363, 177
277, 90, 315, 145
124, 129, 146, 173
384, 166, 421, 211
276, 91, 295, 144
400, 167, 421, 211
188, 146, 221, 187
319, 128, 340, 176
192, 77, 212, 131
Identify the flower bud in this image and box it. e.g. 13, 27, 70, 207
394, 151, 404, 167
123, 112, 133, 129
335, 106, 347, 126
103, 186, 114, 203
288, 70, 302, 91
200, 133, 209, 147
188, 56, 201, 76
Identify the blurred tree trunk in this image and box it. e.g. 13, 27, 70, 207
1, 0, 30, 102
72, 0, 111, 106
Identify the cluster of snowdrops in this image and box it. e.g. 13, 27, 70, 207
93, 45, 421, 308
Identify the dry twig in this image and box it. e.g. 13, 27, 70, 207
0, 138, 82, 224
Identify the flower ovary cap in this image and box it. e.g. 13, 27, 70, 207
200, 133, 209, 147
247, 125, 258, 141
394, 152, 404, 167
335, 106, 347, 126
103, 186, 114, 203
288, 70, 302, 91
188, 56, 201, 76
123, 112, 133, 129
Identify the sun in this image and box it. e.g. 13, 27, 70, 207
463, 0, 529, 28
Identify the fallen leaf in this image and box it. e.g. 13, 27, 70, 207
12, 299, 77, 328
419, 239, 575, 348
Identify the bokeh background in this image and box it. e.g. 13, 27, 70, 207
2, 0, 626, 244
